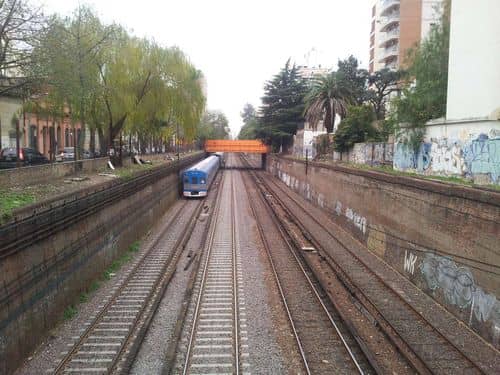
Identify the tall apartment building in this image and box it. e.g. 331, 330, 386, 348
369, 0, 443, 73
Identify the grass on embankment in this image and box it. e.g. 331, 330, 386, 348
63, 240, 141, 320
325, 161, 500, 191
113, 163, 154, 180
0, 190, 35, 224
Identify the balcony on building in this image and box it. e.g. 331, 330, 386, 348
379, 41, 399, 65
384, 58, 399, 71
378, 26, 400, 48
379, 0, 400, 17
379, 9, 400, 32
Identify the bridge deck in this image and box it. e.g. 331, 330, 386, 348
205, 140, 269, 153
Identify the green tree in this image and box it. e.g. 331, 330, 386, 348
0, 0, 47, 94
196, 110, 229, 144
26, 6, 205, 160
390, 0, 450, 151
304, 72, 353, 133
257, 60, 307, 151
333, 105, 379, 152
367, 68, 404, 120
27, 6, 114, 159
240, 103, 256, 124
238, 103, 258, 140
336, 55, 368, 105
96, 36, 205, 153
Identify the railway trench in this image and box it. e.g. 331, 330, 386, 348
12, 153, 500, 375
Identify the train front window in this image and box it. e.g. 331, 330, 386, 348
191, 177, 198, 184
184, 177, 189, 184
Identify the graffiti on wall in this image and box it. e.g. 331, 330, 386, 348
430, 138, 465, 175
333, 200, 367, 235
464, 133, 500, 183
420, 253, 500, 326
394, 143, 431, 171
394, 131, 500, 184
345, 207, 367, 234
404, 250, 418, 275
336, 142, 394, 164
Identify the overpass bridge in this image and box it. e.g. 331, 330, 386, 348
204, 140, 269, 168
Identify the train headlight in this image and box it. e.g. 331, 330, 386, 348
200, 179, 206, 184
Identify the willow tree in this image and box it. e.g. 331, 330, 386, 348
26, 6, 114, 159
26, 5, 205, 158
96, 36, 205, 153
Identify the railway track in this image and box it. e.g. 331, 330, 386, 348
249, 156, 498, 374
50, 197, 205, 374
241, 168, 372, 374
174, 170, 249, 375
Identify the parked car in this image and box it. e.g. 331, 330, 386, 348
0, 147, 49, 169
61, 147, 75, 161
82, 150, 91, 159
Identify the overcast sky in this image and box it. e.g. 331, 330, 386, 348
38, 0, 372, 137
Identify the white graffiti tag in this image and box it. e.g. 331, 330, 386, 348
335, 201, 343, 216
404, 250, 418, 275
345, 207, 367, 234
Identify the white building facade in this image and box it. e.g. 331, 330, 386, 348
394, 0, 500, 185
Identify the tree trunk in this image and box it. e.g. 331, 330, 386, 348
98, 127, 107, 155
90, 127, 96, 155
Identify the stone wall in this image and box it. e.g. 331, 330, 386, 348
268, 155, 500, 347
0, 153, 203, 374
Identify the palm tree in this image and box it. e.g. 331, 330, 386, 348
304, 72, 353, 133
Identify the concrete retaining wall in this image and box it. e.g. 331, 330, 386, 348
394, 121, 500, 185
0, 152, 183, 188
0, 153, 203, 374
268, 155, 500, 347
0, 157, 110, 187
333, 142, 394, 165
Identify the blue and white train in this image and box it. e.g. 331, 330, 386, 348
182, 155, 221, 197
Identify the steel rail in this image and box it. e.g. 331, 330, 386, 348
230, 171, 241, 375
162, 173, 225, 375
115, 196, 207, 374
54, 197, 204, 374
52, 200, 187, 374
243, 171, 312, 375
259, 164, 487, 374
247, 167, 366, 373
182, 172, 227, 375
182, 169, 242, 375
242, 160, 369, 374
